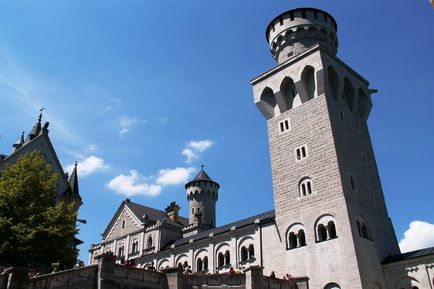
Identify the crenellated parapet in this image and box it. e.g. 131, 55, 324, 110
266, 8, 338, 64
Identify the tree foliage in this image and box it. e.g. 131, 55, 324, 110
0, 151, 78, 268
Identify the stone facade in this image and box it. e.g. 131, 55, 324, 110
84, 7, 434, 289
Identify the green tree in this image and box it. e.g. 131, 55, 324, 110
0, 151, 78, 268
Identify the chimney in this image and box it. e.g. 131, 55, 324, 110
165, 202, 180, 222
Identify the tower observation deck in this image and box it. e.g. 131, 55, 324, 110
266, 8, 338, 64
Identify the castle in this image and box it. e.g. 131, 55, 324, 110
86, 8, 434, 289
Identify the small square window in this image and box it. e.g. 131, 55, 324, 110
295, 145, 309, 161
278, 118, 291, 134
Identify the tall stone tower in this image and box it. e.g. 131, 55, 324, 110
185, 167, 219, 232
251, 8, 399, 288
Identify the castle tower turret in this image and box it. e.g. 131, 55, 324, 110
185, 167, 219, 228
266, 8, 338, 64
251, 8, 399, 289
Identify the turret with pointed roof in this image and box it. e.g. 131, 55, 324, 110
185, 166, 219, 233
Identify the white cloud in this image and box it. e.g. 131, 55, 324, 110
106, 166, 196, 197
182, 140, 214, 163
106, 170, 161, 197
66, 155, 109, 177
399, 220, 434, 253
156, 167, 195, 186
117, 115, 146, 136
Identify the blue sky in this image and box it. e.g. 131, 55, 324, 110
0, 1, 433, 262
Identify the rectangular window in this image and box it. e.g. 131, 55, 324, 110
295, 145, 309, 161
278, 118, 291, 134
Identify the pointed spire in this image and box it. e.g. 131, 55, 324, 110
69, 161, 80, 197
192, 165, 213, 182
12, 132, 25, 152
28, 108, 44, 141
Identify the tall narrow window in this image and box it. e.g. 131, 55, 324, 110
121, 220, 125, 229
147, 236, 153, 248
288, 232, 297, 249
295, 145, 308, 161
203, 256, 208, 271
299, 178, 313, 197
248, 245, 255, 259
279, 118, 290, 133
241, 247, 248, 261
218, 253, 224, 267
298, 229, 306, 246
197, 258, 203, 271
318, 224, 327, 241
328, 221, 337, 239
224, 251, 230, 266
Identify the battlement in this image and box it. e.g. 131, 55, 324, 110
266, 8, 338, 63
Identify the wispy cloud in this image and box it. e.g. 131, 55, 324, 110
156, 167, 195, 186
399, 220, 434, 252
117, 115, 146, 136
66, 155, 110, 177
106, 170, 161, 197
106, 166, 196, 197
182, 140, 214, 163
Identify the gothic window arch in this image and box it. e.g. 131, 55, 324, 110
315, 215, 338, 242
286, 223, 307, 249
280, 76, 299, 110
258, 87, 278, 120
299, 177, 313, 197
301, 65, 316, 103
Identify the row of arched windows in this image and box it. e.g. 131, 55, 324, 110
286, 217, 338, 250
240, 244, 255, 262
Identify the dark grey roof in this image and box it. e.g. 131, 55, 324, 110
185, 168, 220, 189
193, 169, 213, 182
69, 162, 80, 198
167, 210, 275, 249
382, 246, 434, 264
102, 200, 189, 237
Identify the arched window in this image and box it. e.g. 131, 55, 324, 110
218, 252, 224, 267
299, 177, 313, 197
147, 236, 153, 248
301, 66, 316, 103
318, 224, 327, 241
258, 87, 277, 120
328, 221, 337, 239
248, 244, 255, 259
241, 246, 248, 261
298, 229, 306, 246
316, 215, 338, 242
287, 223, 307, 249
183, 261, 188, 268
280, 76, 299, 110
324, 283, 341, 289
197, 258, 203, 271
288, 232, 297, 249
224, 250, 230, 266
118, 245, 124, 257
203, 256, 208, 271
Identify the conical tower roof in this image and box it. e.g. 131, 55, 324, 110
28, 112, 42, 141
185, 166, 220, 189
69, 162, 80, 198
12, 132, 25, 152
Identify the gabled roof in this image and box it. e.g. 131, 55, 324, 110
102, 199, 189, 238
382, 246, 434, 264
167, 210, 275, 249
